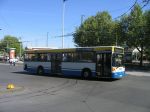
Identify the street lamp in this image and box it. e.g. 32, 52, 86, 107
46, 32, 49, 47
18, 37, 22, 61
62, 0, 67, 48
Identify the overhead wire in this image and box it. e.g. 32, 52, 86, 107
53, 0, 140, 38
141, 0, 150, 8
113, 0, 138, 20
56, 0, 150, 38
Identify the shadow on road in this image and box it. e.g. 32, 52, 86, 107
12, 71, 117, 82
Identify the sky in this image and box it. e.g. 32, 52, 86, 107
0, 0, 149, 48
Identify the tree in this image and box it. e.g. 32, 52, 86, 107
73, 5, 150, 66
120, 4, 149, 66
73, 11, 116, 47
0, 35, 22, 56
144, 10, 150, 60
118, 15, 130, 46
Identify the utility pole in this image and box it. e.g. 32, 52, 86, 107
115, 25, 118, 46
6, 41, 9, 51
81, 15, 85, 24
115, 34, 118, 46
46, 32, 49, 47
62, 0, 67, 48
20, 42, 22, 60
19, 37, 22, 60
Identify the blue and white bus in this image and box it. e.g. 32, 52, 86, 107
24, 46, 126, 79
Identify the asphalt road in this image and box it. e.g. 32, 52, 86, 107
0, 64, 150, 112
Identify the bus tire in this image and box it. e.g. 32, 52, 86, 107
82, 69, 91, 79
37, 66, 44, 75
24, 64, 27, 70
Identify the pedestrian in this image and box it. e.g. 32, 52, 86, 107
9, 59, 12, 65
13, 59, 16, 66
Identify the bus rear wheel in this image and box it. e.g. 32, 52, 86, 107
24, 64, 27, 70
82, 69, 91, 79
37, 67, 44, 75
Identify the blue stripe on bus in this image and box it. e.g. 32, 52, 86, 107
62, 68, 96, 77
62, 68, 95, 72
25, 67, 37, 73
26, 67, 126, 79
26, 67, 50, 74
112, 71, 126, 79
62, 70, 81, 77
25, 67, 96, 77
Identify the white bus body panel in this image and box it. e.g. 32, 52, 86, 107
61, 62, 96, 76
24, 62, 51, 73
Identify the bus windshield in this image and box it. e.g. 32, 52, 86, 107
112, 53, 124, 67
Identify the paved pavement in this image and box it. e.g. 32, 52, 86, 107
126, 70, 150, 77
0, 64, 150, 112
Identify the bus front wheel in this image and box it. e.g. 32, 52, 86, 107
82, 69, 91, 79
37, 67, 44, 75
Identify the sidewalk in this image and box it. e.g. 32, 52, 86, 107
125, 63, 150, 77
126, 70, 150, 77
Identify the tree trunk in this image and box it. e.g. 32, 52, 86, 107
140, 44, 143, 67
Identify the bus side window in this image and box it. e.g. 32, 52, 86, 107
47, 54, 51, 61
67, 54, 72, 62
74, 53, 81, 62
37, 53, 41, 61
44, 54, 47, 61
31, 56, 36, 61
40, 54, 47, 61
24, 54, 29, 61
41, 55, 44, 61
63, 53, 73, 62
63, 54, 67, 61
28, 54, 32, 61
75, 52, 94, 62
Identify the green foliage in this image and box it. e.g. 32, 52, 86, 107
119, 4, 150, 49
144, 10, 150, 60
144, 10, 150, 47
118, 15, 130, 44
73, 4, 150, 65
119, 4, 150, 66
126, 4, 145, 48
145, 47, 150, 61
0, 35, 22, 56
73, 11, 116, 47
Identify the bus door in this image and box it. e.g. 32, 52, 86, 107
51, 53, 62, 74
96, 53, 111, 78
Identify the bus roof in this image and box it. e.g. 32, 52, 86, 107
24, 46, 124, 54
